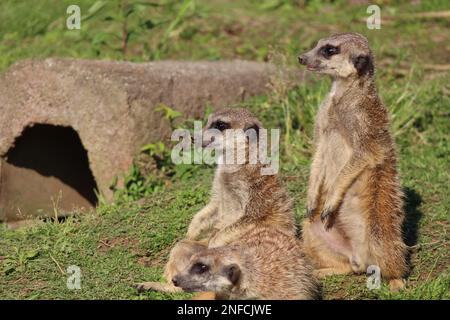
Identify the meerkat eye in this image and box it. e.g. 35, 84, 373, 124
320, 45, 340, 58
211, 120, 230, 132
190, 262, 209, 274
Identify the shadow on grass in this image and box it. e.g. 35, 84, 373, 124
402, 187, 423, 276
403, 187, 423, 247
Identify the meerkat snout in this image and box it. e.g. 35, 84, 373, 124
297, 54, 307, 65
201, 135, 215, 148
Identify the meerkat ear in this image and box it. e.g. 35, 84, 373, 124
352, 54, 374, 77
245, 123, 261, 132
223, 264, 241, 285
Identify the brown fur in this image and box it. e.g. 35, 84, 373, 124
206, 160, 297, 248
135, 239, 208, 293
298, 33, 407, 290
188, 108, 296, 246
174, 226, 320, 300
135, 108, 297, 297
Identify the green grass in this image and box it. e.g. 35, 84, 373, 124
0, 179, 210, 299
0, 0, 449, 299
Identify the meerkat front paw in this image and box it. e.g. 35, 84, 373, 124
306, 194, 318, 220
305, 206, 316, 219
134, 282, 152, 293
185, 229, 198, 240
320, 207, 335, 230
320, 207, 331, 222
133, 281, 180, 293
320, 193, 342, 229
186, 223, 203, 240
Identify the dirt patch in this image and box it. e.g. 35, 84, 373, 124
136, 239, 181, 268
97, 236, 141, 256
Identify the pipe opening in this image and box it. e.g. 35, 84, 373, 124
0, 124, 98, 221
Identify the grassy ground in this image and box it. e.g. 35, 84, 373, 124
0, 0, 449, 299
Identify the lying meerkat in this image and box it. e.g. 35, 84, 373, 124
135, 239, 207, 294
298, 32, 407, 290
173, 226, 320, 300
136, 108, 297, 296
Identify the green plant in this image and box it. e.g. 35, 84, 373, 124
153, 0, 197, 59
154, 104, 182, 129
87, 0, 162, 58
113, 105, 203, 201
112, 163, 165, 201
2, 247, 40, 275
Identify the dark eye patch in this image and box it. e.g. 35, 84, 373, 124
320, 44, 340, 58
190, 262, 209, 275
211, 120, 231, 131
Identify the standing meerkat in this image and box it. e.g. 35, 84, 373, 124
136, 108, 297, 295
297, 33, 407, 290
173, 226, 320, 300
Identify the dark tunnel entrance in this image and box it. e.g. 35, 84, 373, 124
0, 124, 98, 221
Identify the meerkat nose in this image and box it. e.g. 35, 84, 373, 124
298, 55, 307, 65
172, 277, 179, 287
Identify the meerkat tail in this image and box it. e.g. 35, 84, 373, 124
191, 292, 216, 300
366, 162, 408, 285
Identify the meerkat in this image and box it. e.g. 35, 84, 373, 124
136, 108, 297, 296
173, 226, 320, 300
297, 32, 407, 290
135, 239, 207, 294
186, 108, 296, 247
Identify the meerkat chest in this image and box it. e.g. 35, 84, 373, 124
215, 180, 248, 230
316, 91, 353, 178
317, 90, 348, 134
316, 94, 333, 132
317, 130, 352, 190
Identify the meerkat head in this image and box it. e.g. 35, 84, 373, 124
201, 107, 263, 153
298, 32, 374, 79
172, 248, 241, 294
164, 240, 207, 281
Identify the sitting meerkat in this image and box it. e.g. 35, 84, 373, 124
173, 226, 320, 300
297, 32, 407, 290
186, 108, 296, 246
136, 108, 297, 296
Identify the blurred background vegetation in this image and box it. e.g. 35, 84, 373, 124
0, 0, 449, 70
0, 0, 449, 299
